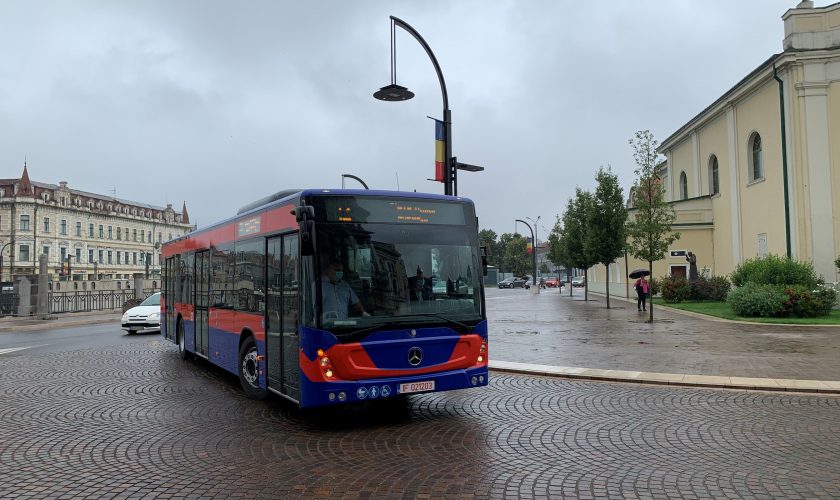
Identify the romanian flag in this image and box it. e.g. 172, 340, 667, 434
434, 119, 445, 182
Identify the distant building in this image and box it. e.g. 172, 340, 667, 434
0, 163, 194, 282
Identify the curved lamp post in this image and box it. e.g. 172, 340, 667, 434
0, 241, 14, 283
341, 174, 369, 190
374, 16, 453, 196
515, 219, 538, 293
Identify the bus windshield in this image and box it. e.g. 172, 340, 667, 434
315, 222, 483, 336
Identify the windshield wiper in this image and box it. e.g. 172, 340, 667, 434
409, 313, 472, 330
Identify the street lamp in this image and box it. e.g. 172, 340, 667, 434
374, 16, 453, 196
341, 174, 369, 190
515, 219, 538, 294
526, 216, 541, 276
0, 241, 13, 284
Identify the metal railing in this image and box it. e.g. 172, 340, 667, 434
49, 288, 157, 314
0, 292, 18, 316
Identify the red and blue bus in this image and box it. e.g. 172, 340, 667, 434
161, 189, 488, 408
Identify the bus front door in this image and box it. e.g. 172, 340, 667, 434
267, 234, 300, 401
164, 257, 177, 341
194, 250, 210, 357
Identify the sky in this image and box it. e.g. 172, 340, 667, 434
0, 0, 805, 240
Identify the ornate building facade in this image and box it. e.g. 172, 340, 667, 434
0, 163, 194, 283
587, 1, 840, 295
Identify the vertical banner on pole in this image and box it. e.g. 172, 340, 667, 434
434, 119, 445, 182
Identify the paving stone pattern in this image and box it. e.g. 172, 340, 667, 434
487, 288, 840, 380
1, 341, 839, 498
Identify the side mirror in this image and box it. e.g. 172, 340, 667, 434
292, 205, 316, 256
480, 246, 489, 276
300, 220, 315, 256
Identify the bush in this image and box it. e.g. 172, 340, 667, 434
726, 283, 788, 317
122, 298, 142, 313
648, 277, 659, 296
730, 254, 818, 288
660, 275, 692, 303
707, 276, 732, 301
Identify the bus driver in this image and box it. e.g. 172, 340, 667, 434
321, 260, 370, 320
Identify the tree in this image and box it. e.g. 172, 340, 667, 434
562, 189, 598, 300
478, 229, 501, 270
585, 166, 628, 308
547, 217, 572, 294
497, 233, 518, 274
626, 130, 681, 322
503, 234, 530, 277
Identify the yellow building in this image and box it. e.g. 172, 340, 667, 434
589, 1, 840, 295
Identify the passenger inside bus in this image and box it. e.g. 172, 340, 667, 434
407, 266, 432, 301
320, 259, 370, 321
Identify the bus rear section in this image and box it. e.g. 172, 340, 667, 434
162, 190, 488, 408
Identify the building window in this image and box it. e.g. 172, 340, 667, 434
679, 171, 688, 200
89, 223, 94, 237
133, 252, 137, 265
749, 132, 763, 181
99, 225, 104, 238
98, 250, 104, 264
108, 226, 113, 239
117, 227, 121, 240
76, 222, 82, 237
20, 214, 30, 231
43, 217, 50, 233
76, 248, 82, 263
117, 252, 121, 265
108, 251, 113, 264
60, 219, 67, 235
43, 246, 49, 259
19, 245, 30, 262
89, 249, 94, 263
133, 229, 137, 241
709, 155, 720, 196
60, 247, 67, 261
157, 232, 162, 243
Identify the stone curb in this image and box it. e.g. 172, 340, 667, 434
0, 313, 121, 333
490, 360, 840, 394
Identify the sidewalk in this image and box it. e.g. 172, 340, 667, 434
487, 287, 840, 394
0, 310, 121, 333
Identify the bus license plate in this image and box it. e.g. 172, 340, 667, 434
398, 380, 435, 394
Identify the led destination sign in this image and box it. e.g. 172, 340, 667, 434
323, 197, 468, 225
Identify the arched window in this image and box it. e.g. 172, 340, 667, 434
750, 133, 763, 181
679, 171, 688, 200
709, 155, 720, 196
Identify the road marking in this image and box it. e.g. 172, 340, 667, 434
0, 345, 39, 355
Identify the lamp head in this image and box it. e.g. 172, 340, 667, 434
373, 84, 415, 101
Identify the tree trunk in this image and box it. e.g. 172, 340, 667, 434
648, 261, 654, 322
605, 264, 610, 309
584, 269, 589, 301
568, 268, 573, 297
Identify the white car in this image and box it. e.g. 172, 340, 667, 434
121, 292, 161, 334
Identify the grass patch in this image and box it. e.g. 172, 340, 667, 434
651, 298, 840, 324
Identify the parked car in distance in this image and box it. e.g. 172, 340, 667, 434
524, 277, 546, 289
121, 292, 161, 334
571, 277, 586, 287
498, 277, 527, 289
544, 277, 560, 288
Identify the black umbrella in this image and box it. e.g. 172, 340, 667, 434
629, 268, 650, 279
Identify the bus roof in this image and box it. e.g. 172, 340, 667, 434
163, 189, 474, 252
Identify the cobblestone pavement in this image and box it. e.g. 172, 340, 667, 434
487, 287, 840, 380
2, 339, 839, 498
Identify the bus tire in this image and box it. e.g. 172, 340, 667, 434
177, 319, 191, 361
238, 336, 267, 400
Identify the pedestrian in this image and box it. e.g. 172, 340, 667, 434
634, 275, 649, 311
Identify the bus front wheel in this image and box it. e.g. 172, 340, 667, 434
238, 336, 267, 400
177, 320, 191, 361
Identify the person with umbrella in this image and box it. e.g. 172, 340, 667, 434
630, 268, 650, 311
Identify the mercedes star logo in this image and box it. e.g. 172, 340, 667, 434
407, 347, 423, 366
